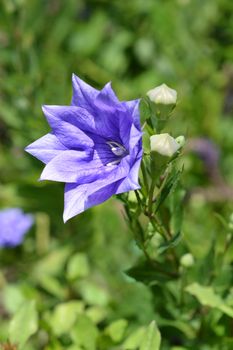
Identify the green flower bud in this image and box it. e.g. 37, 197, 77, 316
175, 135, 185, 148
147, 84, 177, 106
180, 253, 194, 268
150, 133, 180, 157
145, 84, 177, 125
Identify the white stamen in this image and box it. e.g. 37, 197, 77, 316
106, 159, 121, 166
106, 141, 126, 157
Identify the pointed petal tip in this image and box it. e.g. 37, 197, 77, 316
24, 143, 35, 155
72, 72, 80, 79
24, 144, 30, 153
72, 73, 86, 87
42, 104, 59, 114
63, 212, 69, 223
63, 209, 77, 223
102, 81, 114, 91
63, 214, 67, 223
42, 104, 55, 112
39, 167, 51, 181
72, 73, 78, 83
39, 170, 50, 182
105, 81, 112, 88
41, 104, 49, 114
63, 206, 85, 222
63, 200, 87, 221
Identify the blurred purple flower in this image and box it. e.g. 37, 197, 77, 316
187, 138, 219, 168
26, 75, 142, 222
0, 208, 34, 247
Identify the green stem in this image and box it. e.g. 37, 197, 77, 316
150, 215, 168, 241
180, 268, 186, 306
155, 169, 170, 203
148, 177, 157, 216
141, 159, 149, 195
135, 190, 142, 208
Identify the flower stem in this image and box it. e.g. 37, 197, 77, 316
141, 159, 149, 195
148, 177, 157, 217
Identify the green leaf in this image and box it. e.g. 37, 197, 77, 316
139, 99, 153, 127
3, 284, 26, 314
158, 318, 196, 339
9, 300, 38, 349
123, 327, 146, 349
71, 315, 98, 350
66, 252, 90, 280
37, 274, 67, 298
142, 131, 151, 156
105, 319, 128, 343
49, 301, 84, 336
86, 306, 107, 324
186, 283, 233, 318
214, 212, 229, 230
33, 246, 71, 279
169, 189, 185, 235
155, 169, 181, 213
157, 231, 182, 254
32, 247, 71, 298
139, 320, 161, 350
126, 261, 176, 285
78, 280, 110, 306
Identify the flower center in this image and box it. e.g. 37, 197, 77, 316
107, 141, 126, 156
106, 141, 127, 166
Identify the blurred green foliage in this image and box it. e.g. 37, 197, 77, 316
0, 0, 233, 349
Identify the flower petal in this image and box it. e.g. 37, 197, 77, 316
129, 124, 143, 153
63, 157, 130, 221
116, 157, 141, 194
63, 181, 120, 222
42, 105, 118, 142
42, 105, 94, 149
118, 111, 133, 149
43, 105, 96, 132
123, 99, 141, 129
25, 133, 67, 164
40, 149, 117, 183
71, 74, 99, 110
116, 101, 141, 149
94, 82, 121, 112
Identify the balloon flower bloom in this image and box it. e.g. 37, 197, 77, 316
26, 75, 142, 222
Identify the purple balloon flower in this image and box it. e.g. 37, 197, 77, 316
0, 208, 34, 247
26, 75, 143, 222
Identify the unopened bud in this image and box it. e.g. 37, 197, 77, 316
150, 133, 180, 157
180, 253, 194, 268
175, 135, 185, 148
147, 84, 177, 106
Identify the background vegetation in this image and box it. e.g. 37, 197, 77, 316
0, 0, 233, 349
